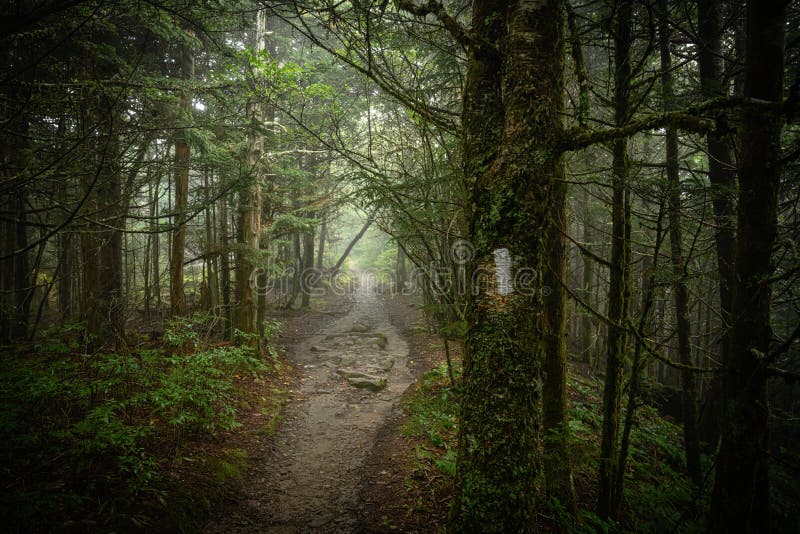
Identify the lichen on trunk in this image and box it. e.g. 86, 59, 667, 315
451, 1, 566, 530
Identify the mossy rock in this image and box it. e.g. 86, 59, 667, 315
346, 376, 387, 392
207, 448, 248, 482
336, 369, 387, 391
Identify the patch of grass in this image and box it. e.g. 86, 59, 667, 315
260, 387, 288, 437
207, 448, 248, 483
409, 322, 430, 335
402, 362, 459, 475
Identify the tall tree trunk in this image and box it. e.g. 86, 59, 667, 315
236, 9, 266, 339
696, 0, 737, 447
659, 0, 702, 485
95, 129, 125, 345
220, 194, 232, 339
12, 191, 31, 340
80, 180, 101, 340
79, 112, 124, 344
568, 1, 594, 367
580, 187, 594, 364
300, 225, 314, 308
170, 34, 194, 317
153, 179, 162, 315
143, 179, 155, 317
616, 209, 664, 513
449, 0, 566, 530
598, 0, 633, 519
55, 115, 74, 325
284, 227, 303, 309
709, 1, 785, 530
57, 228, 74, 323
395, 244, 407, 293
1, 80, 33, 341
316, 214, 327, 272
543, 175, 577, 511
204, 169, 219, 312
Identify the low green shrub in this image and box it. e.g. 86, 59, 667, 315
0, 313, 280, 530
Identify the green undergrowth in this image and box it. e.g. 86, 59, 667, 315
206, 448, 249, 483
0, 314, 282, 532
260, 387, 289, 437
401, 361, 460, 500
398, 359, 718, 532
547, 372, 710, 533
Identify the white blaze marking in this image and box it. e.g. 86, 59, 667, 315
493, 248, 513, 295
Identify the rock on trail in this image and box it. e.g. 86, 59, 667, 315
204, 280, 412, 533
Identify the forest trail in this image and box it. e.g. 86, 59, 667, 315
205, 277, 412, 533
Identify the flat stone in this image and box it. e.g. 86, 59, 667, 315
335, 369, 373, 380
335, 369, 387, 391
345, 376, 387, 392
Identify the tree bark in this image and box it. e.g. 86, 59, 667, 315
395, 244, 407, 293
696, 0, 737, 447
219, 194, 232, 339
204, 169, 219, 312
1, 77, 33, 341
300, 224, 314, 308
316, 215, 327, 271
95, 130, 124, 345
449, 1, 566, 530
12, 192, 32, 340
170, 33, 194, 317
580, 187, 594, 364
543, 172, 577, 511
236, 9, 266, 339
709, 1, 785, 530
599, 0, 633, 519
659, 0, 702, 485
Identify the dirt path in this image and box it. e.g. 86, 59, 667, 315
205, 279, 412, 533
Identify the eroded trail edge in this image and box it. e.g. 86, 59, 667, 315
206, 281, 412, 533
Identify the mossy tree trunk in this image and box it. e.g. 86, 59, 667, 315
237, 9, 266, 339
451, 0, 566, 530
543, 174, 577, 511
170, 33, 194, 318
598, 0, 633, 519
709, 0, 785, 530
